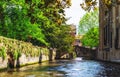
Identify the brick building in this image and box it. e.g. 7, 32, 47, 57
98, 0, 120, 62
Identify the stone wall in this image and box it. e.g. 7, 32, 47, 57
0, 50, 56, 69
98, 0, 120, 63
0, 57, 7, 69
0, 36, 57, 69
74, 46, 97, 59
97, 50, 120, 62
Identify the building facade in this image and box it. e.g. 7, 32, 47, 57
98, 0, 120, 62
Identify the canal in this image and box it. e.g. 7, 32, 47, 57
0, 58, 120, 77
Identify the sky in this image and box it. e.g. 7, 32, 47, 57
65, 0, 86, 26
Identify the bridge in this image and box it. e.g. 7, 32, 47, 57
74, 45, 97, 59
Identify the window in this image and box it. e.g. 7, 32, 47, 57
115, 28, 120, 49
103, 11, 112, 50
103, 25, 112, 48
104, 27, 107, 46
110, 32, 112, 48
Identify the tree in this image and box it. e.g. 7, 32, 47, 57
0, 0, 74, 53
53, 25, 75, 59
81, 27, 99, 47
80, 0, 113, 11
79, 8, 99, 47
39, 0, 74, 51
80, 0, 98, 11
54, 25, 75, 52
79, 8, 99, 34
0, 0, 47, 45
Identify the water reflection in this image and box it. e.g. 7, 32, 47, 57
48, 60, 103, 77
0, 58, 120, 77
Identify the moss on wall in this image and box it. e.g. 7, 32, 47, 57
0, 36, 49, 60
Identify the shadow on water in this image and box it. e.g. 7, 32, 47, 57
0, 57, 120, 77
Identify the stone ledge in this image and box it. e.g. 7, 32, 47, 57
111, 60, 120, 63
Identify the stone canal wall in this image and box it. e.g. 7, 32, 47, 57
0, 36, 56, 69
0, 50, 56, 69
97, 50, 120, 63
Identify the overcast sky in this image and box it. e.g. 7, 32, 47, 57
65, 0, 86, 26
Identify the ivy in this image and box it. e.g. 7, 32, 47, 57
0, 47, 6, 60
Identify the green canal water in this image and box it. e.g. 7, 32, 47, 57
0, 58, 120, 77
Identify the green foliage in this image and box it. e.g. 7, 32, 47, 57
0, 0, 72, 45
13, 50, 18, 60
80, 0, 98, 11
0, 0, 47, 46
13, 50, 21, 60
79, 9, 99, 34
81, 27, 99, 47
54, 25, 75, 52
0, 0, 73, 53
18, 51, 21, 58
0, 47, 6, 60
79, 9, 99, 48
0, 36, 49, 59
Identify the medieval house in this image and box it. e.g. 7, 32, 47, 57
98, 0, 120, 62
